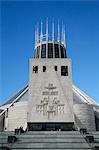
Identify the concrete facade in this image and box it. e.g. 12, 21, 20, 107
0, 49, 99, 131
0, 85, 99, 131
28, 58, 74, 123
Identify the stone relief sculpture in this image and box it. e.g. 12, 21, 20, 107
36, 83, 65, 119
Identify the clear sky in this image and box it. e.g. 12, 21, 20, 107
0, 1, 99, 105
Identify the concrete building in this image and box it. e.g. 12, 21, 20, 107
0, 20, 99, 133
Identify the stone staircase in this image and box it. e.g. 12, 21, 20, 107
0, 131, 99, 150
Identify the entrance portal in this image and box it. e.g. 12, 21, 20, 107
27, 122, 74, 131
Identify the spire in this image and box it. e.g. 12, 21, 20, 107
36, 23, 39, 43
52, 18, 55, 58
35, 24, 37, 48
39, 19, 43, 58
52, 18, 54, 42
63, 24, 66, 47
58, 20, 60, 42
61, 21, 64, 44
58, 21, 61, 58
46, 18, 48, 42
34, 19, 67, 59
40, 19, 43, 42
46, 18, 48, 58
34, 19, 66, 51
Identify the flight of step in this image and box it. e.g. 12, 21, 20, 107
0, 131, 99, 150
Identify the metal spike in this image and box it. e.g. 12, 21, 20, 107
35, 24, 37, 47
58, 20, 60, 42
64, 24, 66, 47
61, 21, 64, 44
52, 18, 54, 41
46, 18, 48, 58
46, 18, 48, 42
37, 23, 39, 43
52, 18, 55, 58
40, 19, 43, 42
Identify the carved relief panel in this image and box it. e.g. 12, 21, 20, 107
36, 83, 65, 119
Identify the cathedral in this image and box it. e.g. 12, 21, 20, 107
0, 20, 99, 150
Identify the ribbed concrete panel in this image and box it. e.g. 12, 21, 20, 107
74, 103, 96, 131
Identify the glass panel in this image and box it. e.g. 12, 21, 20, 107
41, 44, 46, 58
61, 66, 68, 76
55, 44, 59, 58
60, 45, 64, 58
48, 43, 53, 58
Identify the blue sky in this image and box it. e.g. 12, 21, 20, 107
0, 1, 99, 105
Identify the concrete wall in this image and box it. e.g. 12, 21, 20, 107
0, 113, 4, 131
28, 58, 74, 123
74, 103, 96, 131
5, 101, 27, 131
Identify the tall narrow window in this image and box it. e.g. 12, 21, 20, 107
43, 66, 46, 72
61, 66, 68, 76
54, 66, 57, 71
60, 46, 64, 58
48, 43, 53, 58
33, 66, 38, 73
55, 44, 59, 58
41, 44, 46, 58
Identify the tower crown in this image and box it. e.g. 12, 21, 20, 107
34, 19, 67, 59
